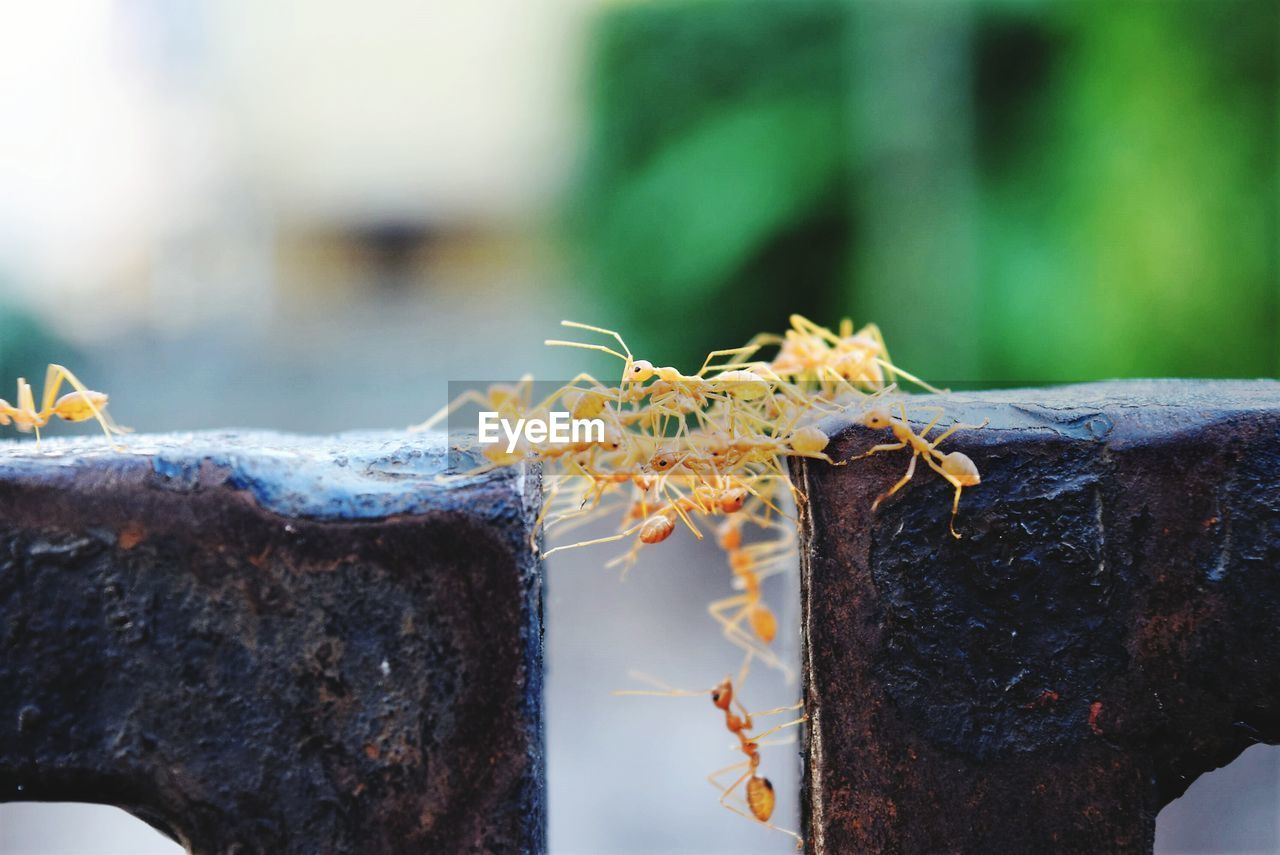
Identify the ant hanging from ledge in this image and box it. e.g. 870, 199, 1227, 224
616, 663, 806, 846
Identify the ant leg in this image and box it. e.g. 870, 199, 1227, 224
739, 480, 789, 519
747, 701, 804, 719
710, 599, 784, 669
543, 338, 629, 364
735, 649, 755, 688
739, 533, 797, 562
613, 670, 710, 698
409, 389, 491, 432
743, 529, 798, 558
719, 620, 791, 678
790, 314, 841, 347
710, 596, 786, 673
659, 488, 703, 541
750, 559, 794, 585
43, 365, 123, 449
872, 452, 918, 511
718, 793, 804, 846
949, 482, 966, 538
817, 365, 866, 401
746, 332, 785, 348
851, 441, 907, 461
787, 450, 834, 465
712, 764, 805, 845
16, 378, 37, 423
38, 365, 61, 413
707, 761, 750, 794
874, 356, 946, 394
928, 417, 990, 448
747, 715, 807, 742
541, 520, 643, 558
535, 373, 615, 411
557, 320, 634, 361
543, 501, 600, 535
716, 768, 753, 808
699, 345, 763, 376
910, 406, 945, 440
604, 541, 645, 578
529, 479, 564, 554
923, 455, 967, 538
514, 374, 535, 408
758, 817, 804, 847
862, 321, 888, 359
708, 593, 751, 633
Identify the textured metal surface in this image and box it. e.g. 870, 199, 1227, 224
794, 380, 1280, 854
0, 431, 544, 854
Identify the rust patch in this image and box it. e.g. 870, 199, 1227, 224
117, 523, 146, 550
1089, 701, 1104, 735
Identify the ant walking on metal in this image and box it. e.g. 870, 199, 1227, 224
0, 364, 125, 449
855, 402, 986, 538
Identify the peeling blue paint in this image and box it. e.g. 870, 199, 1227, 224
0, 430, 518, 522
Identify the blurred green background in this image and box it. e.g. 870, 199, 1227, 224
571, 0, 1278, 382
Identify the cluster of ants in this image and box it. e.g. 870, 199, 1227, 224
411, 315, 986, 844
0, 318, 982, 847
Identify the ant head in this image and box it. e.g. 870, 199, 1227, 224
710, 678, 733, 710
942, 451, 981, 486
599, 425, 623, 450
718, 487, 748, 514
649, 450, 677, 471
628, 360, 655, 382
862, 408, 892, 430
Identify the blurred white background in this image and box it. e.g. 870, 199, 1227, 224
0, 2, 1275, 853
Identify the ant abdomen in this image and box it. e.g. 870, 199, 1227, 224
746, 776, 776, 822
749, 604, 777, 644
